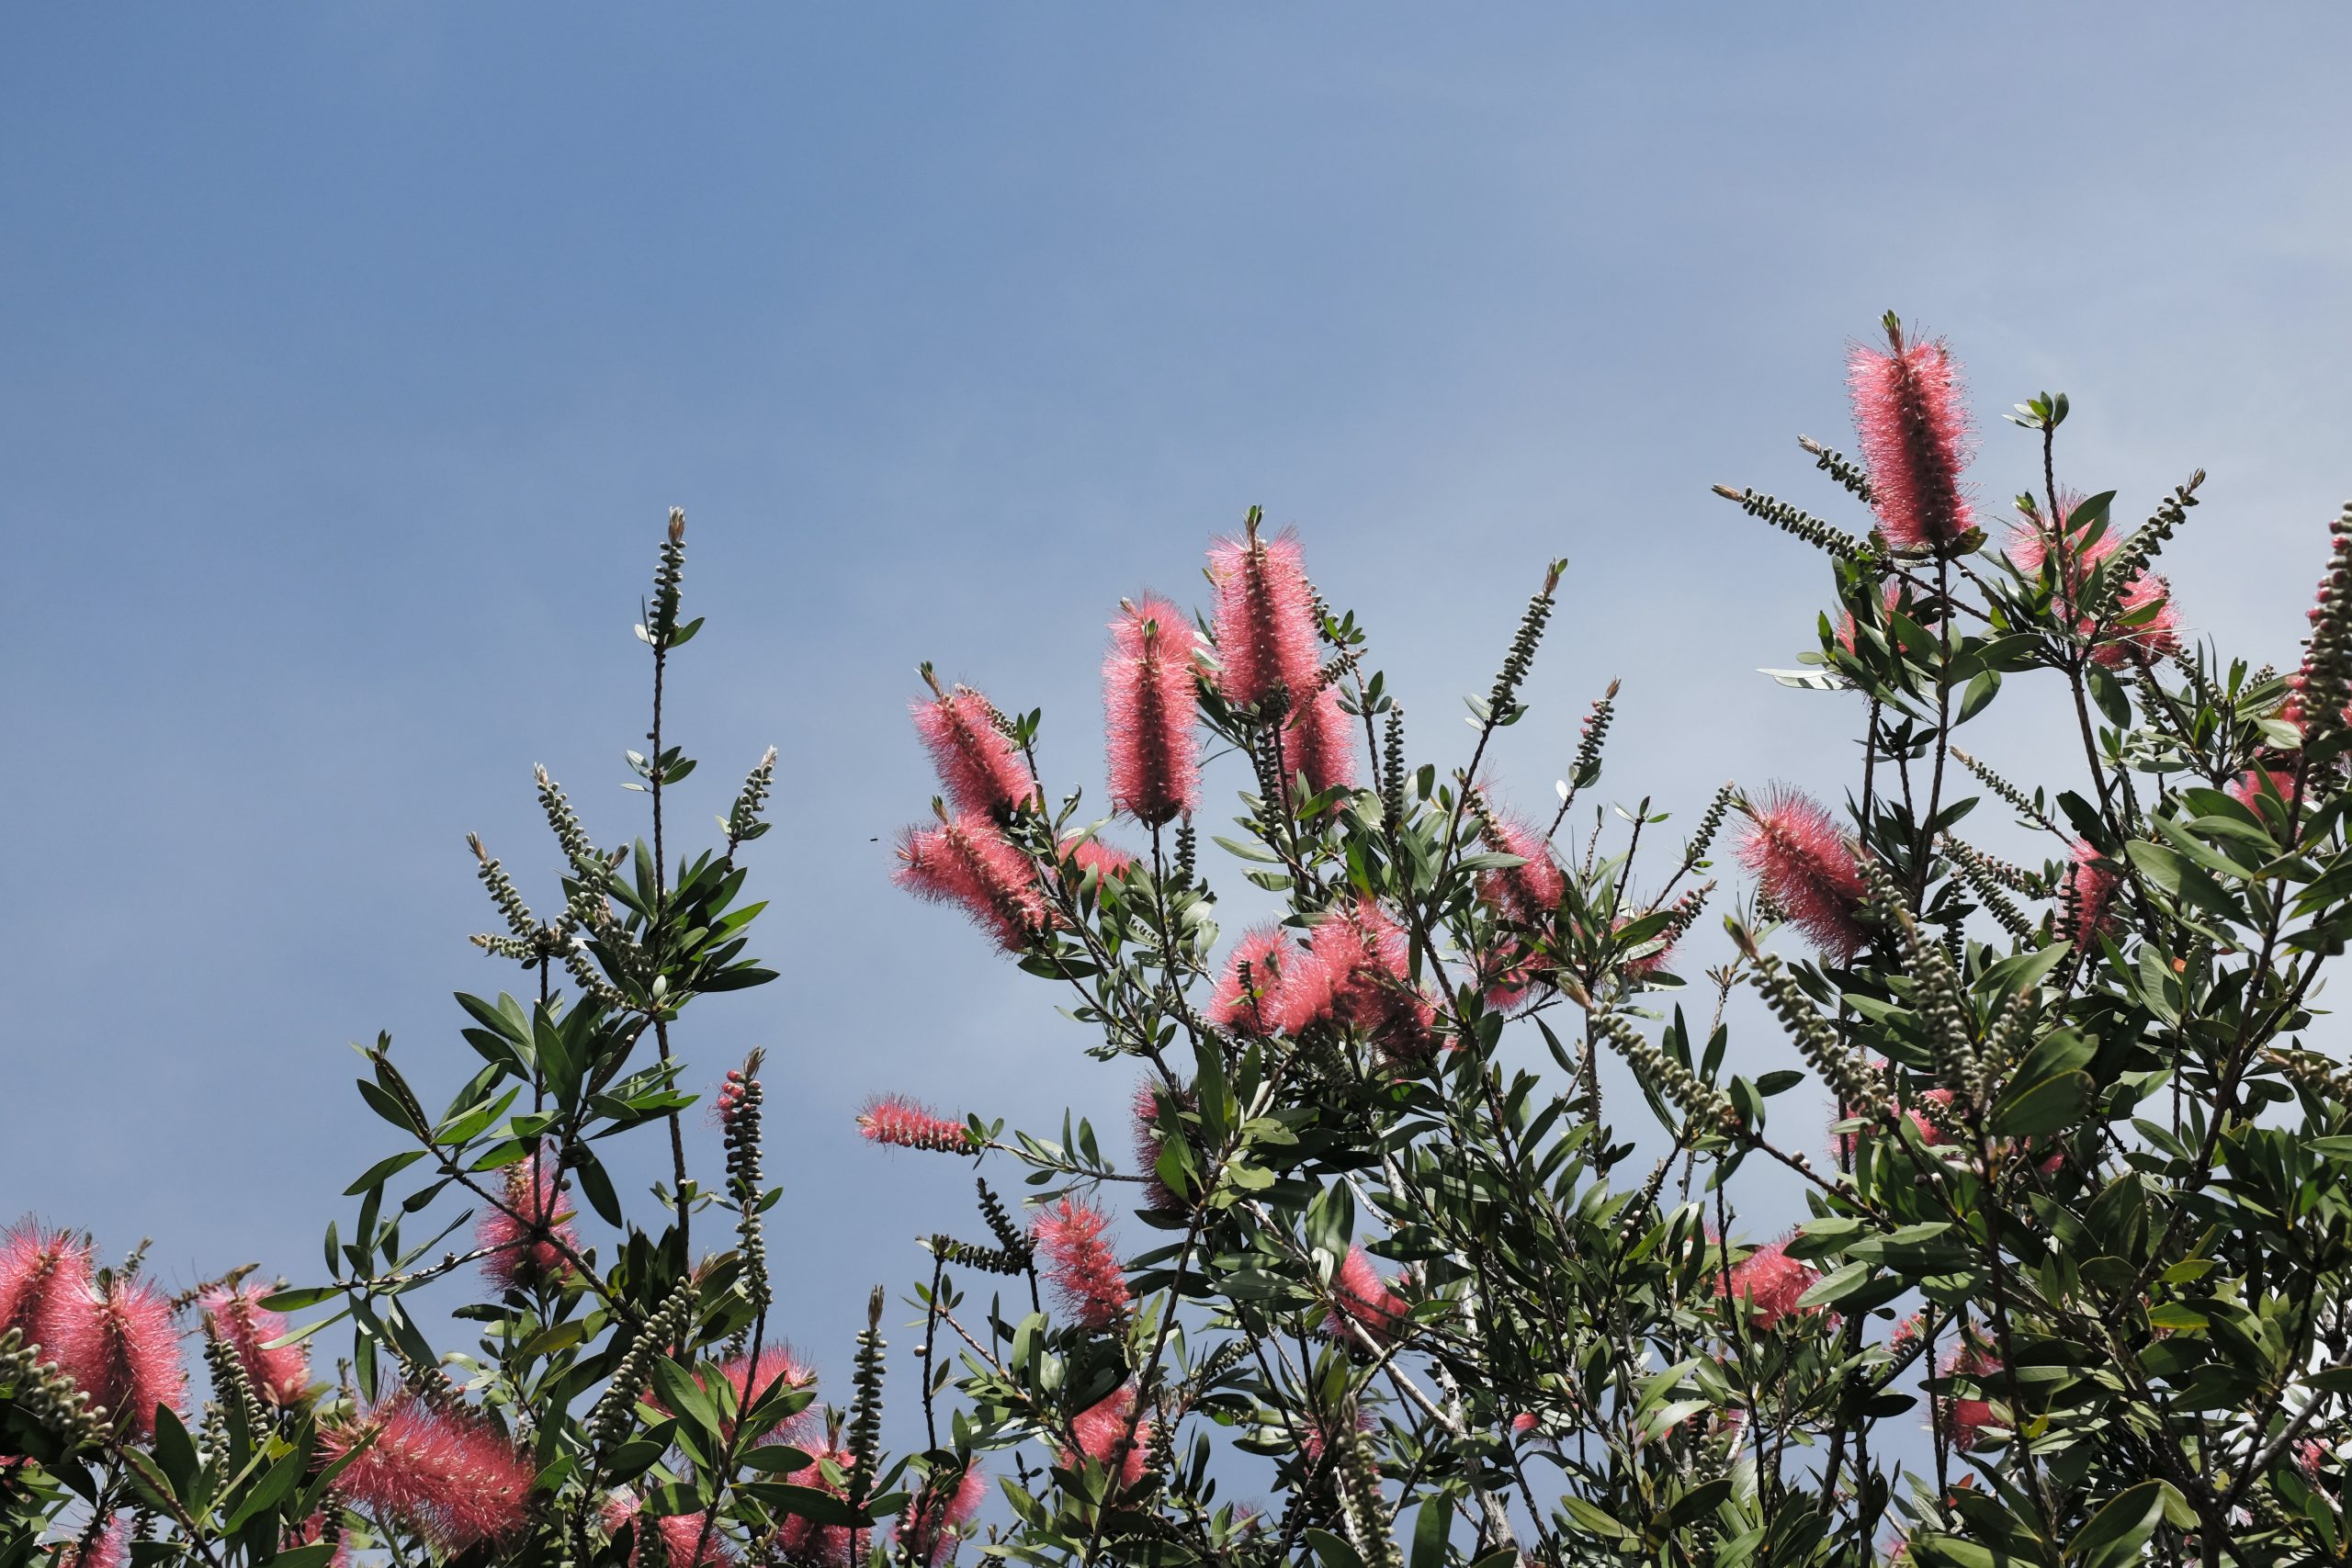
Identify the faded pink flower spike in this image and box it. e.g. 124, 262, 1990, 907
911, 685, 1035, 818
1034, 1197, 1130, 1327
1848, 318, 1974, 552
858, 1095, 974, 1155
1713, 1235, 1823, 1330
776, 1443, 866, 1568
601, 1491, 732, 1566
283, 1513, 354, 1568
894, 812, 1053, 951
321, 1391, 537, 1552
1327, 1244, 1410, 1349
0, 1222, 92, 1347
1063, 1385, 1152, 1491
1104, 595, 1203, 827
1937, 1342, 2006, 1452
477, 1145, 578, 1292
898, 1463, 988, 1566
2229, 767, 2301, 817
199, 1284, 311, 1407
48, 1274, 184, 1442
1207, 528, 1320, 710
1737, 788, 1872, 962
2063, 839, 2120, 952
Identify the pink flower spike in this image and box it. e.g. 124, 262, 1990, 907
1326, 1245, 1409, 1349
600, 1492, 732, 1565
47, 1273, 184, 1442
1713, 1235, 1823, 1330
2229, 768, 2301, 817
858, 1095, 974, 1155
894, 812, 1053, 951
1063, 1385, 1152, 1491
1207, 528, 1321, 709
911, 685, 1034, 818
1309, 897, 1437, 1062
2063, 839, 2120, 952
1937, 1343, 2006, 1452
50, 1516, 128, 1568
1209, 927, 1302, 1035
899, 1464, 988, 1565
1104, 595, 1203, 827
1058, 836, 1136, 884
1476, 808, 1566, 923
199, 1284, 311, 1407
322, 1391, 537, 1552
1736, 788, 1872, 962
1848, 318, 1974, 552
1274, 681, 1360, 798
477, 1145, 578, 1292
1033, 1197, 1130, 1327
0, 1222, 92, 1347
712, 1345, 817, 1449
775, 1443, 866, 1568
1132, 1081, 1195, 1213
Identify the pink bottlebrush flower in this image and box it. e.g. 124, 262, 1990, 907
283, 1514, 354, 1568
1737, 788, 1871, 962
710, 1346, 817, 1449
1889, 1312, 1928, 1357
2229, 768, 2301, 815
1833, 1062, 1959, 1161
2063, 839, 2120, 952
1272, 681, 1360, 798
857, 1095, 974, 1155
2009, 492, 2180, 667
45, 1275, 184, 1442
894, 813, 1053, 951
1326, 1245, 1409, 1349
776, 1444, 865, 1568
1296, 1406, 1374, 1467
1104, 595, 1203, 827
49, 1517, 127, 1568
0, 1223, 92, 1346
1848, 319, 1974, 552
899, 1464, 988, 1566
1510, 1412, 1540, 1439
477, 1145, 578, 1292
2296, 1437, 2330, 1480
1132, 1082, 1195, 1213
600, 1492, 732, 1566
911, 686, 1034, 818
1308, 897, 1436, 1062
1207, 529, 1321, 709
1476, 809, 1566, 923
1209, 927, 1306, 1034
1033, 1198, 1130, 1327
1834, 583, 1937, 660
1479, 938, 1549, 1014
321, 1391, 537, 1552
1058, 835, 1136, 883
199, 1284, 311, 1407
1713, 1236, 1822, 1330
1063, 1385, 1152, 1491
1937, 1343, 2006, 1452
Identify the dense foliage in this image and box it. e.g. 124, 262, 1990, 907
5, 321, 2350, 1568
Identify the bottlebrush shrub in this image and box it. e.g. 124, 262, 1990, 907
0, 513, 969, 1565
859, 327, 2352, 1568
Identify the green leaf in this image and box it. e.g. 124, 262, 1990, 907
344, 1150, 428, 1196
1410, 1497, 1451, 1568
1304, 1529, 1366, 1568
1993, 1071, 2091, 1137
2065, 1480, 2179, 1568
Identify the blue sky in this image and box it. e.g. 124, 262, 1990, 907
6, 2, 2352, 1452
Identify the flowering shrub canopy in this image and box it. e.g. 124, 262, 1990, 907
6, 321, 2352, 1568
